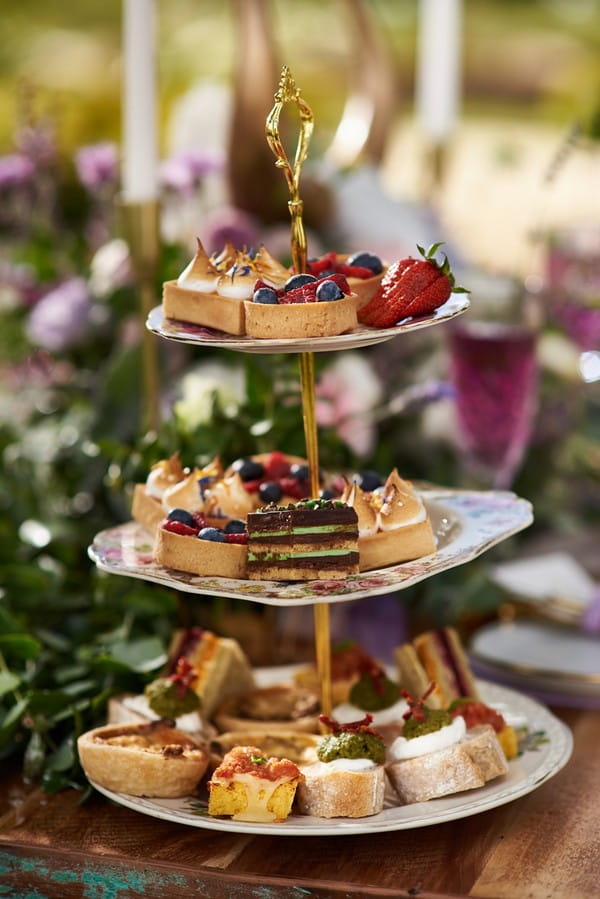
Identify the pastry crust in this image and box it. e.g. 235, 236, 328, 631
154, 527, 247, 579
296, 761, 385, 818
244, 293, 359, 339
163, 280, 246, 335
214, 685, 320, 735
77, 720, 209, 797
358, 519, 436, 571
131, 483, 167, 534
211, 730, 320, 766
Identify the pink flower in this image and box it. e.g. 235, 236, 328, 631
75, 143, 118, 190
316, 353, 383, 457
26, 277, 97, 353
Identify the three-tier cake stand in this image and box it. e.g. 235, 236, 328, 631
88, 68, 571, 835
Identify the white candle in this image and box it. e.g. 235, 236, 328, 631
122, 0, 157, 202
416, 0, 462, 143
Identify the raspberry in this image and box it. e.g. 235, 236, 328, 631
162, 519, 198, 536
225, 532, 248, 545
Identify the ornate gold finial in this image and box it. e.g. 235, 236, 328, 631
265, 66, 314, 273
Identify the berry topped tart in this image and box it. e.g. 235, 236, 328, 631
306, 250, 386, 307
244, 271, 358, 339
162, 239, 290, 335
358, 243, 468, 328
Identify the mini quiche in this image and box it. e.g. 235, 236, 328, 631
77, 719, 209, 797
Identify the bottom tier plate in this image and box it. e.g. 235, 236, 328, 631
88, 677, 571, 837
88, 487, 533, 605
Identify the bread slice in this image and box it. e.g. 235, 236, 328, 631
166, 628, 255, 720
394, 643, 444, 709
386, 724, 508, 804
413, 627, 480, 703
77, 720, 209, 797
296, 760, 385, 818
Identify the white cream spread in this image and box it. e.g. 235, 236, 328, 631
324, 757, 378, 772
333, 698, 409, 727
388, 715, 466, 761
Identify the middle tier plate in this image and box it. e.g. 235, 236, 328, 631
88, 487, 532, 606
147, 293, 470, 354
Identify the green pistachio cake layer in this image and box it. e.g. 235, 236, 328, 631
246, 500, 359, 581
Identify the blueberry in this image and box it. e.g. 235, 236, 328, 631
354, 470, 383, 492
290, 463, 310, 481
319, 488, 336, 500
347, 252, 383, 275
167, 508, 196, 527
198, 527, 226, 542
224, 519, 246, 534
231, 458, 265, 481
259, 481, 283, 503
316, 279, 344, 302
253, 286, 278, 304
284, 273, 317, 292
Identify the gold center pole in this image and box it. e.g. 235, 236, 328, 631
266, 67, 331, 717
121, 200, 161, 433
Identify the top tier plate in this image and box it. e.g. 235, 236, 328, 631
147, 294, 470, 354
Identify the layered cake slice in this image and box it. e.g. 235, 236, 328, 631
246, 499, 359, 581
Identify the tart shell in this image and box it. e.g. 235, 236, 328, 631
77, 720, 209, 797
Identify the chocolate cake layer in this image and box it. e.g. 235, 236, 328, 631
246, 500, 359, 581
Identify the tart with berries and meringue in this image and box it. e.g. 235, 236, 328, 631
340, 468, 436, 570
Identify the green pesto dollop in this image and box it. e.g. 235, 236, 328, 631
402, 707, 452, 740
317, 731, 386, 765
349, 673, 400, 712
144, 677, 200, 719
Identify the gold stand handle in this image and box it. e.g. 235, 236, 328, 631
266, 67, 331, 717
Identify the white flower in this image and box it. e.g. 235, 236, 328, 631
174, 362, 246, 430
89, 239, 132, 298
315, 353, 383, 457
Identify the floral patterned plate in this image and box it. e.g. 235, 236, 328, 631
88, 487, 533, 606
146, 293, 470, 354
88, 677, 572, 836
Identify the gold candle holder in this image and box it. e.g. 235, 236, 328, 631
266, 67, 331, 717
120, 199, 161, 434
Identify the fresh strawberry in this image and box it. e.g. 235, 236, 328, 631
192, 512, 208, 529
263, 451, 291, 480
241, 478, 262, 493
306, 251, 337, 276
326, 272, 351, 294
336, 263, 376, 280
225, 532, 248, 545
278, 282, 317, 304
162, 519, 198, 536
358, 243, 467, 327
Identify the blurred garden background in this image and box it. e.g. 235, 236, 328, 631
0, 0, 599, 791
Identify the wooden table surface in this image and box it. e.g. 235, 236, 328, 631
1, 705, 598, 899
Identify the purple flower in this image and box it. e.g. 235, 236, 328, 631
199, 206, 261, 255
26, 277, 96, 353
75, 142, 118, 190
159, 149, 222, 195
0, 154, 35, 188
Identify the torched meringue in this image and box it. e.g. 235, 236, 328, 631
146, 454, 187, 501
177, 239, 222, 292
341, 469, 426, 535
203, 472, 255, 520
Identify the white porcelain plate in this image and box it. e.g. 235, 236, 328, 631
146, 293, 470, 354
88, 487, 533, 606
470, 619, 600, 700
88, 677, 571, 836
